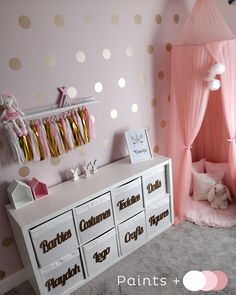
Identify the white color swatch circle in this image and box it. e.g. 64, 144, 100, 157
102, 49, 111, 60
183, 271, 206, 292
110, 109, 118, 119
94, 82, 103, 93
67, 87, 77, 98
118, 78, 126, 88
132, 104, 139, 112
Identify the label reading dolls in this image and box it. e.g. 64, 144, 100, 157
93, 247, 111, 263
40, 229, 72, 254
45, 263, 81, 292
146, 180, 162, 194
79, 209, 111, 232
125, 226, 144, 243
149, 209, 169, 227
117, 194, 140, 211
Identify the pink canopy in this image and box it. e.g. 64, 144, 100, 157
168, 0, 236, 223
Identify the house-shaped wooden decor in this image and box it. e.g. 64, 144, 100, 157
29, 178, 48, 200
7, 180, 34, 209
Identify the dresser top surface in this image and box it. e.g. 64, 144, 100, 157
6, 155, 170, 228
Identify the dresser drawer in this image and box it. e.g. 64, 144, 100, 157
82, 228, 118, 277
41, 249, 84, 295
30, 211, 79, 268
146, 195, 171, 238
75, 192, 114, 244
118, 211, 147, 256
111, 178, 143, 223
142, 166, 167, 206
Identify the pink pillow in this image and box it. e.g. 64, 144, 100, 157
205, 161, 230, 188
190, 159, 205, 195
192, 171, 224, 200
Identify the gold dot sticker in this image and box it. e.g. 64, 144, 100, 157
126, 47, 134, 57
155, 14, 162, 24
78, 147, 87, 156
139, 74, 147, 84
0, 140, 3, 150
75, 51, 86, 63
18, 15, 31, 29
9, 58, 22, 71
161, 120, 167, 128
36, 93, 47, 104
135, 14, 142, 25
54, 15, 65, 27
151, 99, 157, 108
18, 166, 30, 177
2, 237, 14, 247
102, 49, 111, 60
166, 43, 172, 52
51, 157, 61, 166
111, 14, 119, 25
153, 145, 159, 154
84, 15, 94, 25
103, 139, 110, 148
158, 71, 165, 80
0, 271, 6, 280
174, 14, 180, 23
45, 54, 56, 67
148, 45, 154, 54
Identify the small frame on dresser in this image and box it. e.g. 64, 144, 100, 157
125, 128, 153, 163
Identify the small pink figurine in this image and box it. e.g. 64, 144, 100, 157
0, 93, 27, 137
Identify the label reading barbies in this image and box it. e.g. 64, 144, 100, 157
40, 229, 72, 254
45, 263, 81, 292
93, 247, 110, 263
146, 180, 162, 194
125, 226, 144, 243
79, 209, 111, 232
117, 194, 140, 211
149, 209, 169, 227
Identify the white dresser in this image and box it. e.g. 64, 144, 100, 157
6, 155, 174, 295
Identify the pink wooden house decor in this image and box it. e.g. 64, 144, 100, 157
29, 178, 48, 200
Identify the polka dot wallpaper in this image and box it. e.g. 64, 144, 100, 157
0, 0, 235, 281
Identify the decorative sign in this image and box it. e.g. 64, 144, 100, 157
125, 128, 153, 163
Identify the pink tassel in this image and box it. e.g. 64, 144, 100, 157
65, 116, 75, 148
48, 119, 64, 155
27, 125, 40, 162
83, 107, 96, 139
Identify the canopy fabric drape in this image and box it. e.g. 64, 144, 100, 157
168, 0, 236, 222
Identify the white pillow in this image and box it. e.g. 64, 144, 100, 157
192, 171, 224, 201
190, 158, 205, 195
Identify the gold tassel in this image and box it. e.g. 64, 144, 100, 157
78, 108, 89, 143
19, 135, 34, 161
44, 121, 60, 157
31, 123, 45, 160
67, 114, 81, 147
57, 120, 70, 152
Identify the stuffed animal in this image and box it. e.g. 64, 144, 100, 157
207, 182, 232, 210
0, 93, 27, 137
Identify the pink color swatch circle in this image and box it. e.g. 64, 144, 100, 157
201, 271, 218, 291
213, 271, 228, 291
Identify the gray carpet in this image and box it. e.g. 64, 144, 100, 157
4, 221, 236, 295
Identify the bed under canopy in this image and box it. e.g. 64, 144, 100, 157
168, 0, 236, 226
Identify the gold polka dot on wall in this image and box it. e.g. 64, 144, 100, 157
174, 14, 180, 24
158, 71, 165, 80
78, 147, 87, 156
148, 45, 154, 54
45, 54, 56, 67
155, 14, 162, 24
151, 99, 157, 108
9, 57, 22, 71
135, 14, 142, 25
54, 15, 65, 27
2, 237, 14, 247
0, 140, 3, 150
51, 157, 61, 166
84, 15, 94, 25
161, 120, 167, 128
111, 14, 119, 25
36, 93, 47, 104
166, 43, 172, 52
0, 270, 6, 280
18, 166, 30, 177
153, 145, 160, 154
18, 15, 31, 29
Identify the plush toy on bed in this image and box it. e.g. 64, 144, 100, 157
207, 182, 232, 209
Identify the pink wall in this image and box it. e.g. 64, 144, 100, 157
0, 0, 235, 281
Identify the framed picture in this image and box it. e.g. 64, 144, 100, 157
125, 128, 153, 163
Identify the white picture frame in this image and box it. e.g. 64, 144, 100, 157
125, 128, 153, 163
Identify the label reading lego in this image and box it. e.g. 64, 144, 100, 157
117, 194, 140, 211
40, 229, 72, 254
125, 226, 144, 243
79, 209, 111, 232
93, 247, 110, 263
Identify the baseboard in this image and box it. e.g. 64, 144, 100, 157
0, 269, 27, 294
